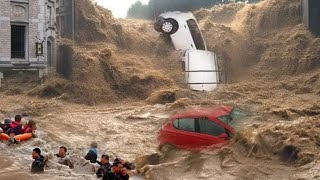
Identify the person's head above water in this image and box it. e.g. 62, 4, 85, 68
32, 148, 41, 159
28, 119, 37, 129
101, 155, 109, 165
91, 142, 98, 149
58, 146, 67, 157
114, 157, 124, 164
112, 161, 123, 173
14, 115, 22, 122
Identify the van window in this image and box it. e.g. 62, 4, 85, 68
198, 119, 225, 136
173, 118, 195, 132
186, 19, 206, 50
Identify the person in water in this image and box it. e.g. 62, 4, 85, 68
7, 115, 23, 144
55, 146, 74, 169
114, 158, 136, 171
102, 161, 129, 180
22, 119, 37, 134
31, 148, 45, 173
7, 115, 22, 134
96, 155, 112, 178
0, 117, 12, 132
85, 142, 98, 163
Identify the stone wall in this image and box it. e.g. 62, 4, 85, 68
0, 0, 56, 69
0, 0, 11, 62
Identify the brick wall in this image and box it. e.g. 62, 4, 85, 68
29, 22, 39, 59
0, 0, 11, 61
0, 0, 10, 17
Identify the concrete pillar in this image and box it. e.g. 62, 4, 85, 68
39, 69, 45, 78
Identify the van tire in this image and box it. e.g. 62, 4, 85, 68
161, 19, 178, 34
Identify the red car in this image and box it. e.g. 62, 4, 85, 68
158, 106, 246, 150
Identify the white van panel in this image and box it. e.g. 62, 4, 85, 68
159, 11, 195, 20
158, 11, 207, 51
170, 22, 196, 50
184, 50, 219, 91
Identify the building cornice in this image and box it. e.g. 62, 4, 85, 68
10, 0, 29, 4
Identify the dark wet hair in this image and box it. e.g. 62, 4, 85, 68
14, 115, 22, 122
91, 142, 98, 148
101, 155, 109, 160
4, 119, 12, 125
33, 148, 41, 155
28, 119, 37, 128
60, 146, 67, 152
112, 161, 122, 167
114, 158, 123, 163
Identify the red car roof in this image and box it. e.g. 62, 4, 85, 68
171, 106, 233, 120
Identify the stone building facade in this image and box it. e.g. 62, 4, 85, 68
56, 0, 74, 39
0, 0, 56, 75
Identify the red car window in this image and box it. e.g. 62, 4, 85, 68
173, 117, 226, 137
173, 118, 195, 132
198, 119, 225, 136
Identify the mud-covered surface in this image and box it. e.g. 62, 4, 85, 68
1, 77, 320, 179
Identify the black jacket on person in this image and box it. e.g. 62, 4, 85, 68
102, 171, 120, 180
96, 163, 112, 178
84, 149, 97, 163
31, 155, 45, 173
120, 174, 129, 180
102, 170, 129, 180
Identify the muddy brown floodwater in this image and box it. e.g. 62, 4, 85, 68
0, 96, 169, 179
1, 92, 320, 180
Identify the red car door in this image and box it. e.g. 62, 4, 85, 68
169, 118, 210, 149
195, 118, 229, 148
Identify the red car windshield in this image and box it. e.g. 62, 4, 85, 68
217, 108, 247, 127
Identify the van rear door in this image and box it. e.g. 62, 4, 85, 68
184, 50, 220, 91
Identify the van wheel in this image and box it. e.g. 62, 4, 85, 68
161, 19, 178, 34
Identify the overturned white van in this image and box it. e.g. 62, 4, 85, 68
183, 50, 221, 91
154, 11, 207, 51
154, 11, 222, 91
